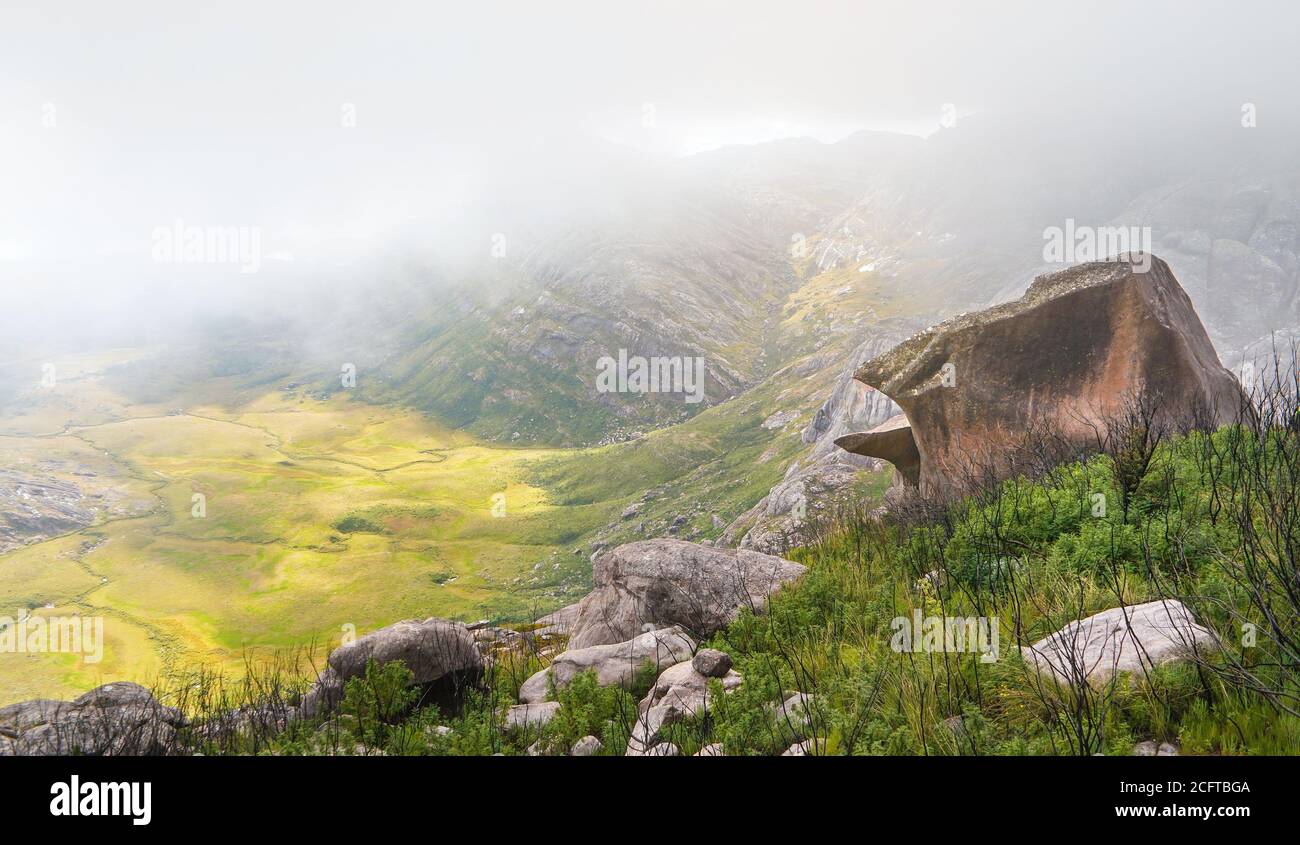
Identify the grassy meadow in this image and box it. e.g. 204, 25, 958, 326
0, 368, 625, 704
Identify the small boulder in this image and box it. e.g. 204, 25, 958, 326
570, 735, 603, 756
768, 692, 817, 742
691, 648, 733, 678
1133, 740, 1179, 756
782, 740, 814, 756
505, 702, 560, 731
1021, 600, 1218, 686
641, 660, 742, 715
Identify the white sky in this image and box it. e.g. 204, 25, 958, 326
1, 0, 1297, 343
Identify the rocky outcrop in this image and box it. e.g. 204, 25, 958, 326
626, 655, 742, 755
722, 460, 866, 554
301, 617, 482, 717
0, 682, 184, 756
532, 602, 582, 638
1020, 599, 1219, 686
518, 626, 695, 704
837, 257, 1247, 495
833, 413, 919, 486
0, 471, 96, 554
799, 329, 911, 461
1109, 177, 1300, 351
723, 329, 907, 552
560, 539, 806, 649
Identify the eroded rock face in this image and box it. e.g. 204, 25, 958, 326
518, 626, 696, 704
833, 413, 920, 486
0, 682, 184, 756
0, 471, 95, 554
564, 539, 806, 649
837, 257, 1247, 494
1020, 599, 1218, 686
723, 329, 907, 551
301, 617, 482, 717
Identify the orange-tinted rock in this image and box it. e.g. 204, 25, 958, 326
833, 413, 920, 485
836, 256, 1246, 494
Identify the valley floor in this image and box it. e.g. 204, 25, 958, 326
0, 379, 613, 705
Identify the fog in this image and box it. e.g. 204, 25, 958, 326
2, 0, 1299, 355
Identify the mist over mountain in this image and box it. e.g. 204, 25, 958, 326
4, 0, 1300, 773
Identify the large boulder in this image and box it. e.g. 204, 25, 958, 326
564, 539, 806, 649
836, 256, 1247, 495
518, 626, 695, 704
0, 682, 184, 756
1021, 599, 1219, 686
301, 617, 482, 717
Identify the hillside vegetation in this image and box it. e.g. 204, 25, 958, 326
170, 386, 1300, 756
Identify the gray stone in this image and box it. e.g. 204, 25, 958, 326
519, 626, 696, 704
768, 692, 817, 741
505, 701, 560, 731
0, 682, 184, 756
300, 617, 482, 717
571, 735, 603, 756
691, 648, 733, 678
1020, 600, 1219, 686
565, 539, 805, 649
643, 742, 680, 757
1132, 740, 1157, 756
626, 660, 742, 755
782, 739, 814, 756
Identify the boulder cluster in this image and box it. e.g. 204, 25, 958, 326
508, 539, 807, 755
1, 535, 1222, 756
1, 682, 184, 756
